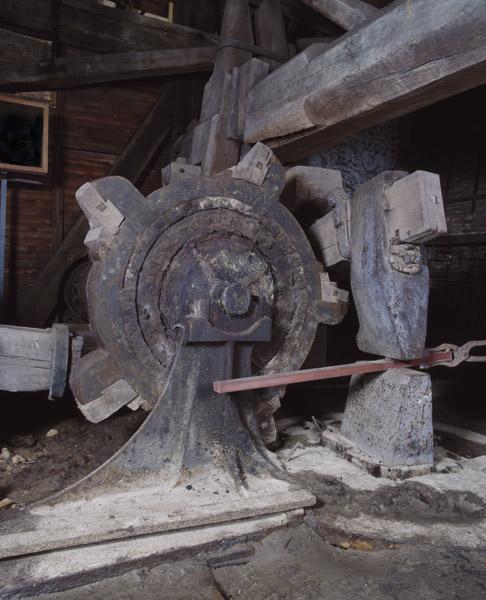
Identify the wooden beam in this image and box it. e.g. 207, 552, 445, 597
0, 0, 218, 52
299, 0, 377, 31
0, 47, 217, 93
58, 0, 219, 53
0, 0, 53, 38
18, 85, 177, 327
245, 0, 486, 162
0, 29, 52, 65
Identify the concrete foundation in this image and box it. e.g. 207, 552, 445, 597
340, 369, 433, 468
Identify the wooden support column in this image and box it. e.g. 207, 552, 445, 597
245, 0, 486, 162
254, 0, 289, 70
189, 0, 255, 175
18, 85, 177, 326
201, 0, 254, 122
299, 0, 377, 31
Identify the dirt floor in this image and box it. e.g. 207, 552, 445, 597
0, 391, 146, 509
1, 377, 486, 598
1, 368, 484, 511
24, 518, 486, 600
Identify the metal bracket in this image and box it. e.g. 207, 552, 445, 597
430, 341, 486, 367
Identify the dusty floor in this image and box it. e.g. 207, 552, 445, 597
24, 519, 486, 600
1, 375, 484, 510
0, 392, 145, 509
1, 378, 486, 598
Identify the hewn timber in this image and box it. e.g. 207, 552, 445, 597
299, 0, 377, 30
19, 85, 176, 327
0, 325, 69, 393
195, 0, 254, 175
245, 0, 486, 162
0, 0, 218, 53
0, 47, 217, 92
201, 0, 254, 122
0, 29, 52, 65
0, 0, 53, 38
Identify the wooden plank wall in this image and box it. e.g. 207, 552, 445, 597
4, 78, 166, 308
0, 0, 213, 322
0, 0, 186, 313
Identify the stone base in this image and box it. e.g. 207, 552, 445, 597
341, 368, 433, 468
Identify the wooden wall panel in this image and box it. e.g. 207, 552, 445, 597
63, 81, 165, 155
4, 187, 53, 300
62, 149, 116, 233
3, 76, 168, 310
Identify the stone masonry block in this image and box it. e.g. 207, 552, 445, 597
341, 369, 433, 467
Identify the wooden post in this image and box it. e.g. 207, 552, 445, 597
254, 0, 289, 70
190, 0, 256, 175
201, 0, 254, 122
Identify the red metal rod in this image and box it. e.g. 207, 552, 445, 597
213, 350, 453, 394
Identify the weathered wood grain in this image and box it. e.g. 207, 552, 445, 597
0, 0, 218, 52
254, 0, 289, 70
245, 0, 486, 162
299, 0, 377, 30
0, 323, 74, 397
201, 0, 254, 122
0, 326, 54, 392
0, 29, 52, 65
0, 0, 53, 38
58, 0, 219, 53
0, 47, 217, 92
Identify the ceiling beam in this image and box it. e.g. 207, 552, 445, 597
244, 0, 486, 162
0, 29, 52, 65
0, 47, 217, 92
299, 0, 377, 31
0, 0, 218, 53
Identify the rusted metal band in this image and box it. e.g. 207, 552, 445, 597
213, 350, 453, 394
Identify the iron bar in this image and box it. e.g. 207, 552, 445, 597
213, 350, 453, 394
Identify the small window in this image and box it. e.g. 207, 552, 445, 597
0, 95, 49, 174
